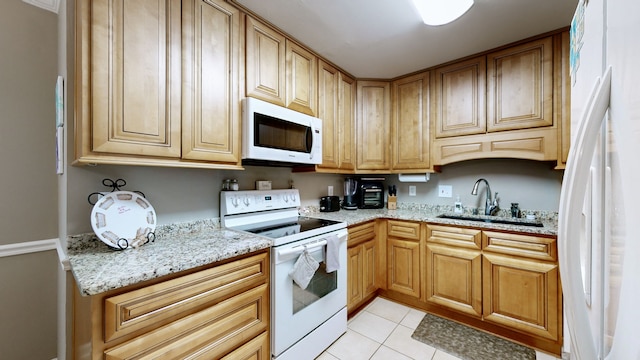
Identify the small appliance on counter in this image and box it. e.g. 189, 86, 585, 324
320, 196, 340, 212
358, 177, 385, 209
342, 177, 359, 210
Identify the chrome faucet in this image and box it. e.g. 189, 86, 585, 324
471, 178, 499, 216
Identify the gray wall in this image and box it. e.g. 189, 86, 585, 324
391, 159, 563, 211
66, 160, 562, 235
0, 1, 59, 359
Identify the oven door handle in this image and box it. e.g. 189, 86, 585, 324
277, 239, 327, 257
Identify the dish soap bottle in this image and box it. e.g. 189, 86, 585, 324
454, 195, 463, 213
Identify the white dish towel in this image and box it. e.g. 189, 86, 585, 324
324, 234, 340, 273
289, 249, 319, 289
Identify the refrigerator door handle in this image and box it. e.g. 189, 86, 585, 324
559, 66, 611, 360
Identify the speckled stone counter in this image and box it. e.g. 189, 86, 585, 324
68, 204, 557, 297
302, 204, 558, 236
67, 219, 271, 296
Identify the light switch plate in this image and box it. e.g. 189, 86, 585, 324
439, 185, 453, 198
409, 186, 416, 196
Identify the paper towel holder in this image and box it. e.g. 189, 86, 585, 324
398, 173, 430, 182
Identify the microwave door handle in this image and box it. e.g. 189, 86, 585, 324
305, 124, 313, 155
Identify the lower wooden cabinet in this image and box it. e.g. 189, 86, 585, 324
386, 220, 422, 299
425, 225, 482, 316
346, 219, 563, 354
347, 221, 379, 313
73, 251, 270, 360
481, 231, 561, 341
423, 224, 561, 354
426, 243, 482, 317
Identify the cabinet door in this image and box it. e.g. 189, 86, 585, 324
90, 0, 182, 157
245, 16, 286, 106
362, 239, 378, 298
338, 72, 357, 170
391, 72, 431, 171
318, 60, 340, 169
426, 243, 482, 317
182, 0, 241, 163
387, 238, 420, 298
482, 253, 560, 341
285, 41, 317, 116
347, 245, 363, 312
357, 81, 391, 170
487, 37, 553, 132
555, 31, 571, 168
434, 56, 486, 138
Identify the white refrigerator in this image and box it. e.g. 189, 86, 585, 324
559, 0, 640, 359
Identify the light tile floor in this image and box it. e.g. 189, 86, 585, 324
317, 297, 561, 360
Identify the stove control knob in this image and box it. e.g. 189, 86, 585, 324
243, 196, 250, 206
231, 196, 239, 207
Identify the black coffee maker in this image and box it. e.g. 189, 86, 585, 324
342, 177, 358, 210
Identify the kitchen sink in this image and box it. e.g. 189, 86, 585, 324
437, 214, 544, 227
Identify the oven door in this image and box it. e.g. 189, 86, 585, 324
271, 229, 347, 357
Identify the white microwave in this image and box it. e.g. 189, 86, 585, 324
242, 97, 322, 165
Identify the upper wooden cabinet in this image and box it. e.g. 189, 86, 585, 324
487, 37, 553, 132
434, 56, 487, 138
285, 41, 317, 116
80, 0, 183, 158
338, 73, 357, 171
74, 0, 243, 169
356, 81, 391, 171
391, 71, 431, 172
245, 16, 286, 106
555, 31, 571, 169
318, 60, 340, 169
432, 34, 562, 166
245, 17, 317, 116
317, 61, 355, 171
181, 0, 242, 163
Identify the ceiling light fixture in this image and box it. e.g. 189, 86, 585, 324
411, 0, 474, 26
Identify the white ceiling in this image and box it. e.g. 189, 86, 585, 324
233, 0, 578, 78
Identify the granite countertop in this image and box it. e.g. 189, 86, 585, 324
67, 219, 271, 296
68, 205, 557, 297
302, 205, 558, 236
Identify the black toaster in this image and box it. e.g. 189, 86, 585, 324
319, 196, 340, 212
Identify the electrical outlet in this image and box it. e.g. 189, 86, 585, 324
438, 185, 453, 198
328, 186, 334, 196
409, 186, 417, 196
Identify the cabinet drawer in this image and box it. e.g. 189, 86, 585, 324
482, 231, 556, 261
426, 224, 481, 250
104, 252, 268, 342
387, 220, 421, 240
348, 221, 376, 247
104, 284, 269, 360
220, 331, 269, 360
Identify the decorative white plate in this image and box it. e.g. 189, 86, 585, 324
90, 191, 156, 249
